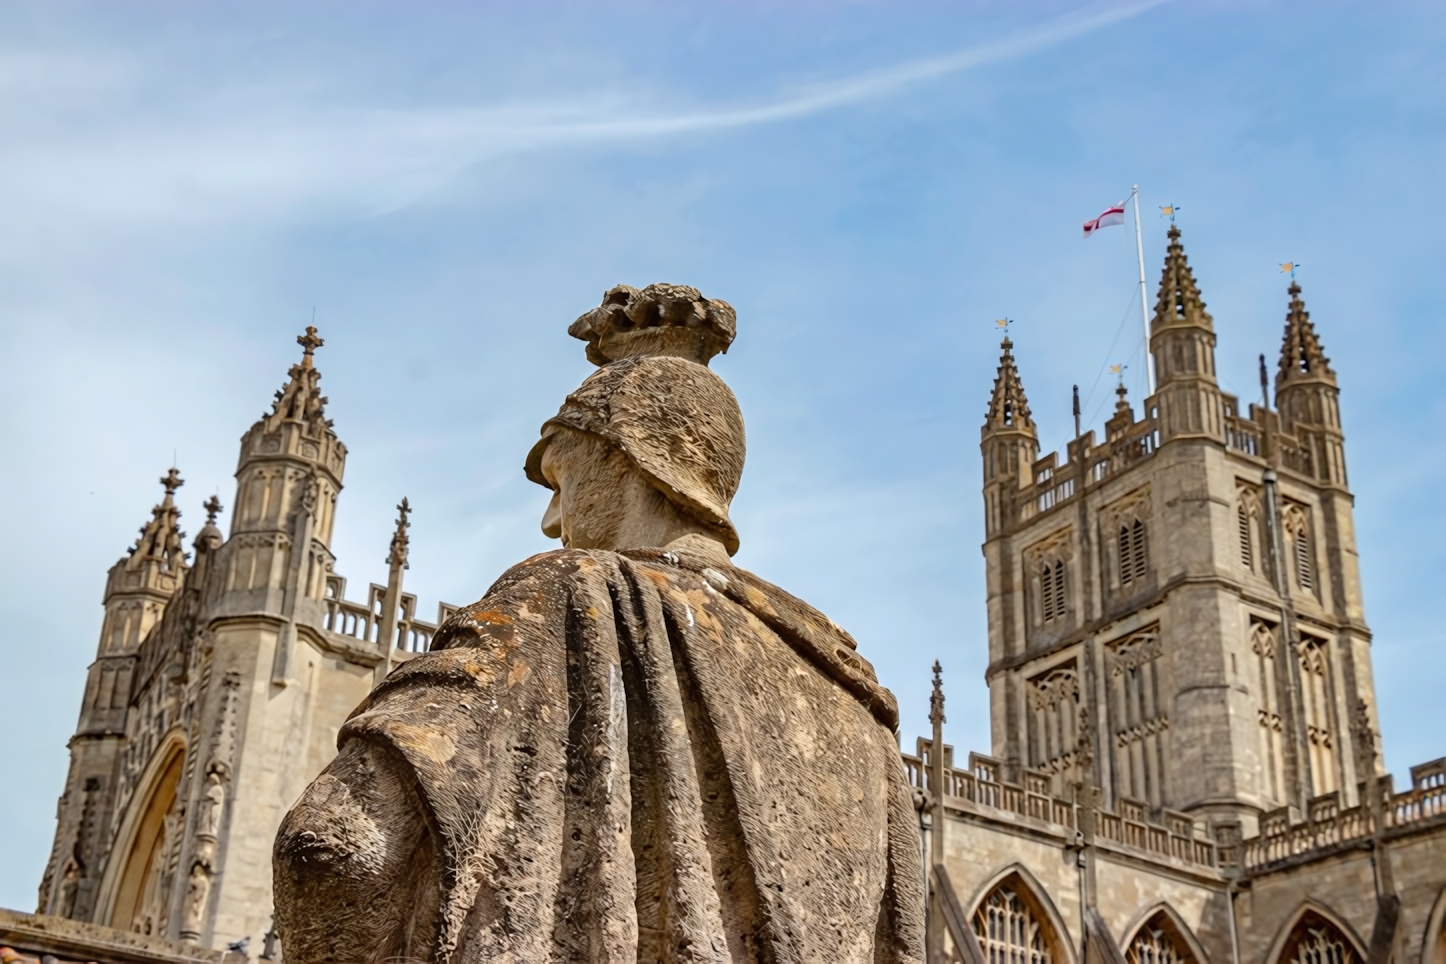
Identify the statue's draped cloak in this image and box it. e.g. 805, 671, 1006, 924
278, 548, 923, 964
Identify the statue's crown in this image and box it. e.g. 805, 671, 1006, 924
569, 283, 736, 367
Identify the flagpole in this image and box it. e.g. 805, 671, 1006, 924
1131, 184, 1155, 395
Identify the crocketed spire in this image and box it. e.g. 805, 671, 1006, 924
983, 337, 1036, 436
129, 469, 188, 573
1276, 282, 1336, 388
1151, 226, 1214, 332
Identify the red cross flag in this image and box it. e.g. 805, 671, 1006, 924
1083, 202, 1126, 238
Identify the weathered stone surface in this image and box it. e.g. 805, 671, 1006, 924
273, 285, 924, 963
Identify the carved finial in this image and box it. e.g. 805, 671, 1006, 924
929, 660, 946, 728
387, 497, 411, 571
204, 495, 223, 525
568, 283, 736, 367
160, 467, 184, 499
297, 326, 324, 369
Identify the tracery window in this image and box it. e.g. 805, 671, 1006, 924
1280, 912, 1359, 964
1118, 518, 1149, 587
1107, 630, 1167, 808
1299, 636, 1339, 796
972, 879, 1058, 964
1028, 666, 1081, 782
1251, 620, 1287, 806
1126, 912, 1196, 964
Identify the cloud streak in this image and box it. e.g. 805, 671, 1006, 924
0, 0, 1168, 227
506, 0, 1168, 141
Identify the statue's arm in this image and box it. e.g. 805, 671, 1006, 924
274, 550, 602, 961
273, 738, 444, 964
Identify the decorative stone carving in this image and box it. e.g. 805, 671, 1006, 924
1108, 630, 1162, 676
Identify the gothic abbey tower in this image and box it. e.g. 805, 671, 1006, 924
902, 227, 1446, 964
35, 330, 446, 955
979, 225, 1379, 835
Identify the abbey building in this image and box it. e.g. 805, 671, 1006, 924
912, 227, 1446, 964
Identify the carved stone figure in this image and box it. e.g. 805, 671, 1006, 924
183, 862, 212, 937
273, 284, 924, 964
197, 765, 226, 839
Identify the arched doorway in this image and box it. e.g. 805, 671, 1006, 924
1276, 910, 1361, 964
109, 746, 185, 934
971, 873, 1066, 964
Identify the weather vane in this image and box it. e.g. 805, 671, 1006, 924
1159, 204, 1181, 222
995, 317, 1013, 334
1280, 261, 1302, 281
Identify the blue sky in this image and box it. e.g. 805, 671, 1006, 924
2, 1, 1444, 909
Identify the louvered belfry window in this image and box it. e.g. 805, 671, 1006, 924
1238, 504, 1253, 570
1041, 562, 1068, 622
1295, 523, 1314, 592
1119, 519, 1148, 587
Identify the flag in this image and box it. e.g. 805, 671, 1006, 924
1159, 205, 1175, 218
1083, 202, 1126, 238
1280, 262, 1295, 273
995, 318, 1010, 328
1109, 364, 1122, 374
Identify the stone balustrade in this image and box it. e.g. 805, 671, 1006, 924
1240, 758, 1446, 872
903, 745, 1214, 869
321, 574, 457, 655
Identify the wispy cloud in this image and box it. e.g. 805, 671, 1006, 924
0, 0, 1167, 227
509, 0, 1168, 140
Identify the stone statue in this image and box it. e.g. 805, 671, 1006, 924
183, 862, 212, 937
197, 764, 226, 839
273, 284, 924, 964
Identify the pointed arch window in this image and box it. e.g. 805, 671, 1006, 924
1279, 912, 1359, 964
1028, 666, 1081, 778
1285, 505, 1315, 594
1299, 636, 1339, 796
972, 878, 1060, 964
1126, 911, 1198, 964
1119, 518, 1149, 587
1251, 620, 1288, 806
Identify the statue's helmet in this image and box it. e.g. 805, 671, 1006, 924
525, 284, 746, 555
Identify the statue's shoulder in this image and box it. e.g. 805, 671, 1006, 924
623, 549, 862, 653
482, 547, 628, 592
